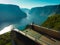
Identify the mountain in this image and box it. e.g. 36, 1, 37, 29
29, 5, 60, 25
42, 14, 60, 31
16, 5, 60, 30
0, 4, 27, 30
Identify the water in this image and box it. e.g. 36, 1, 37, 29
14, 13, 32, 30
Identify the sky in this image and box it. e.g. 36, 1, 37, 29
0, 0, 60, 9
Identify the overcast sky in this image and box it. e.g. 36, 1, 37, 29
0, 0, 60, 9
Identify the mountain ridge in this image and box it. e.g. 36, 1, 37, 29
0, 4, 27, 30
28, 4, 60, 25
42, 14, 60, 31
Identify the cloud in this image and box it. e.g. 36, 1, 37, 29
0, 0, 18, 5
0, 25, 13, 35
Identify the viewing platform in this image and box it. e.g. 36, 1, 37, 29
11, 24, 60, 45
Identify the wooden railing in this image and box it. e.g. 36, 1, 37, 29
29, 24, 60, 40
